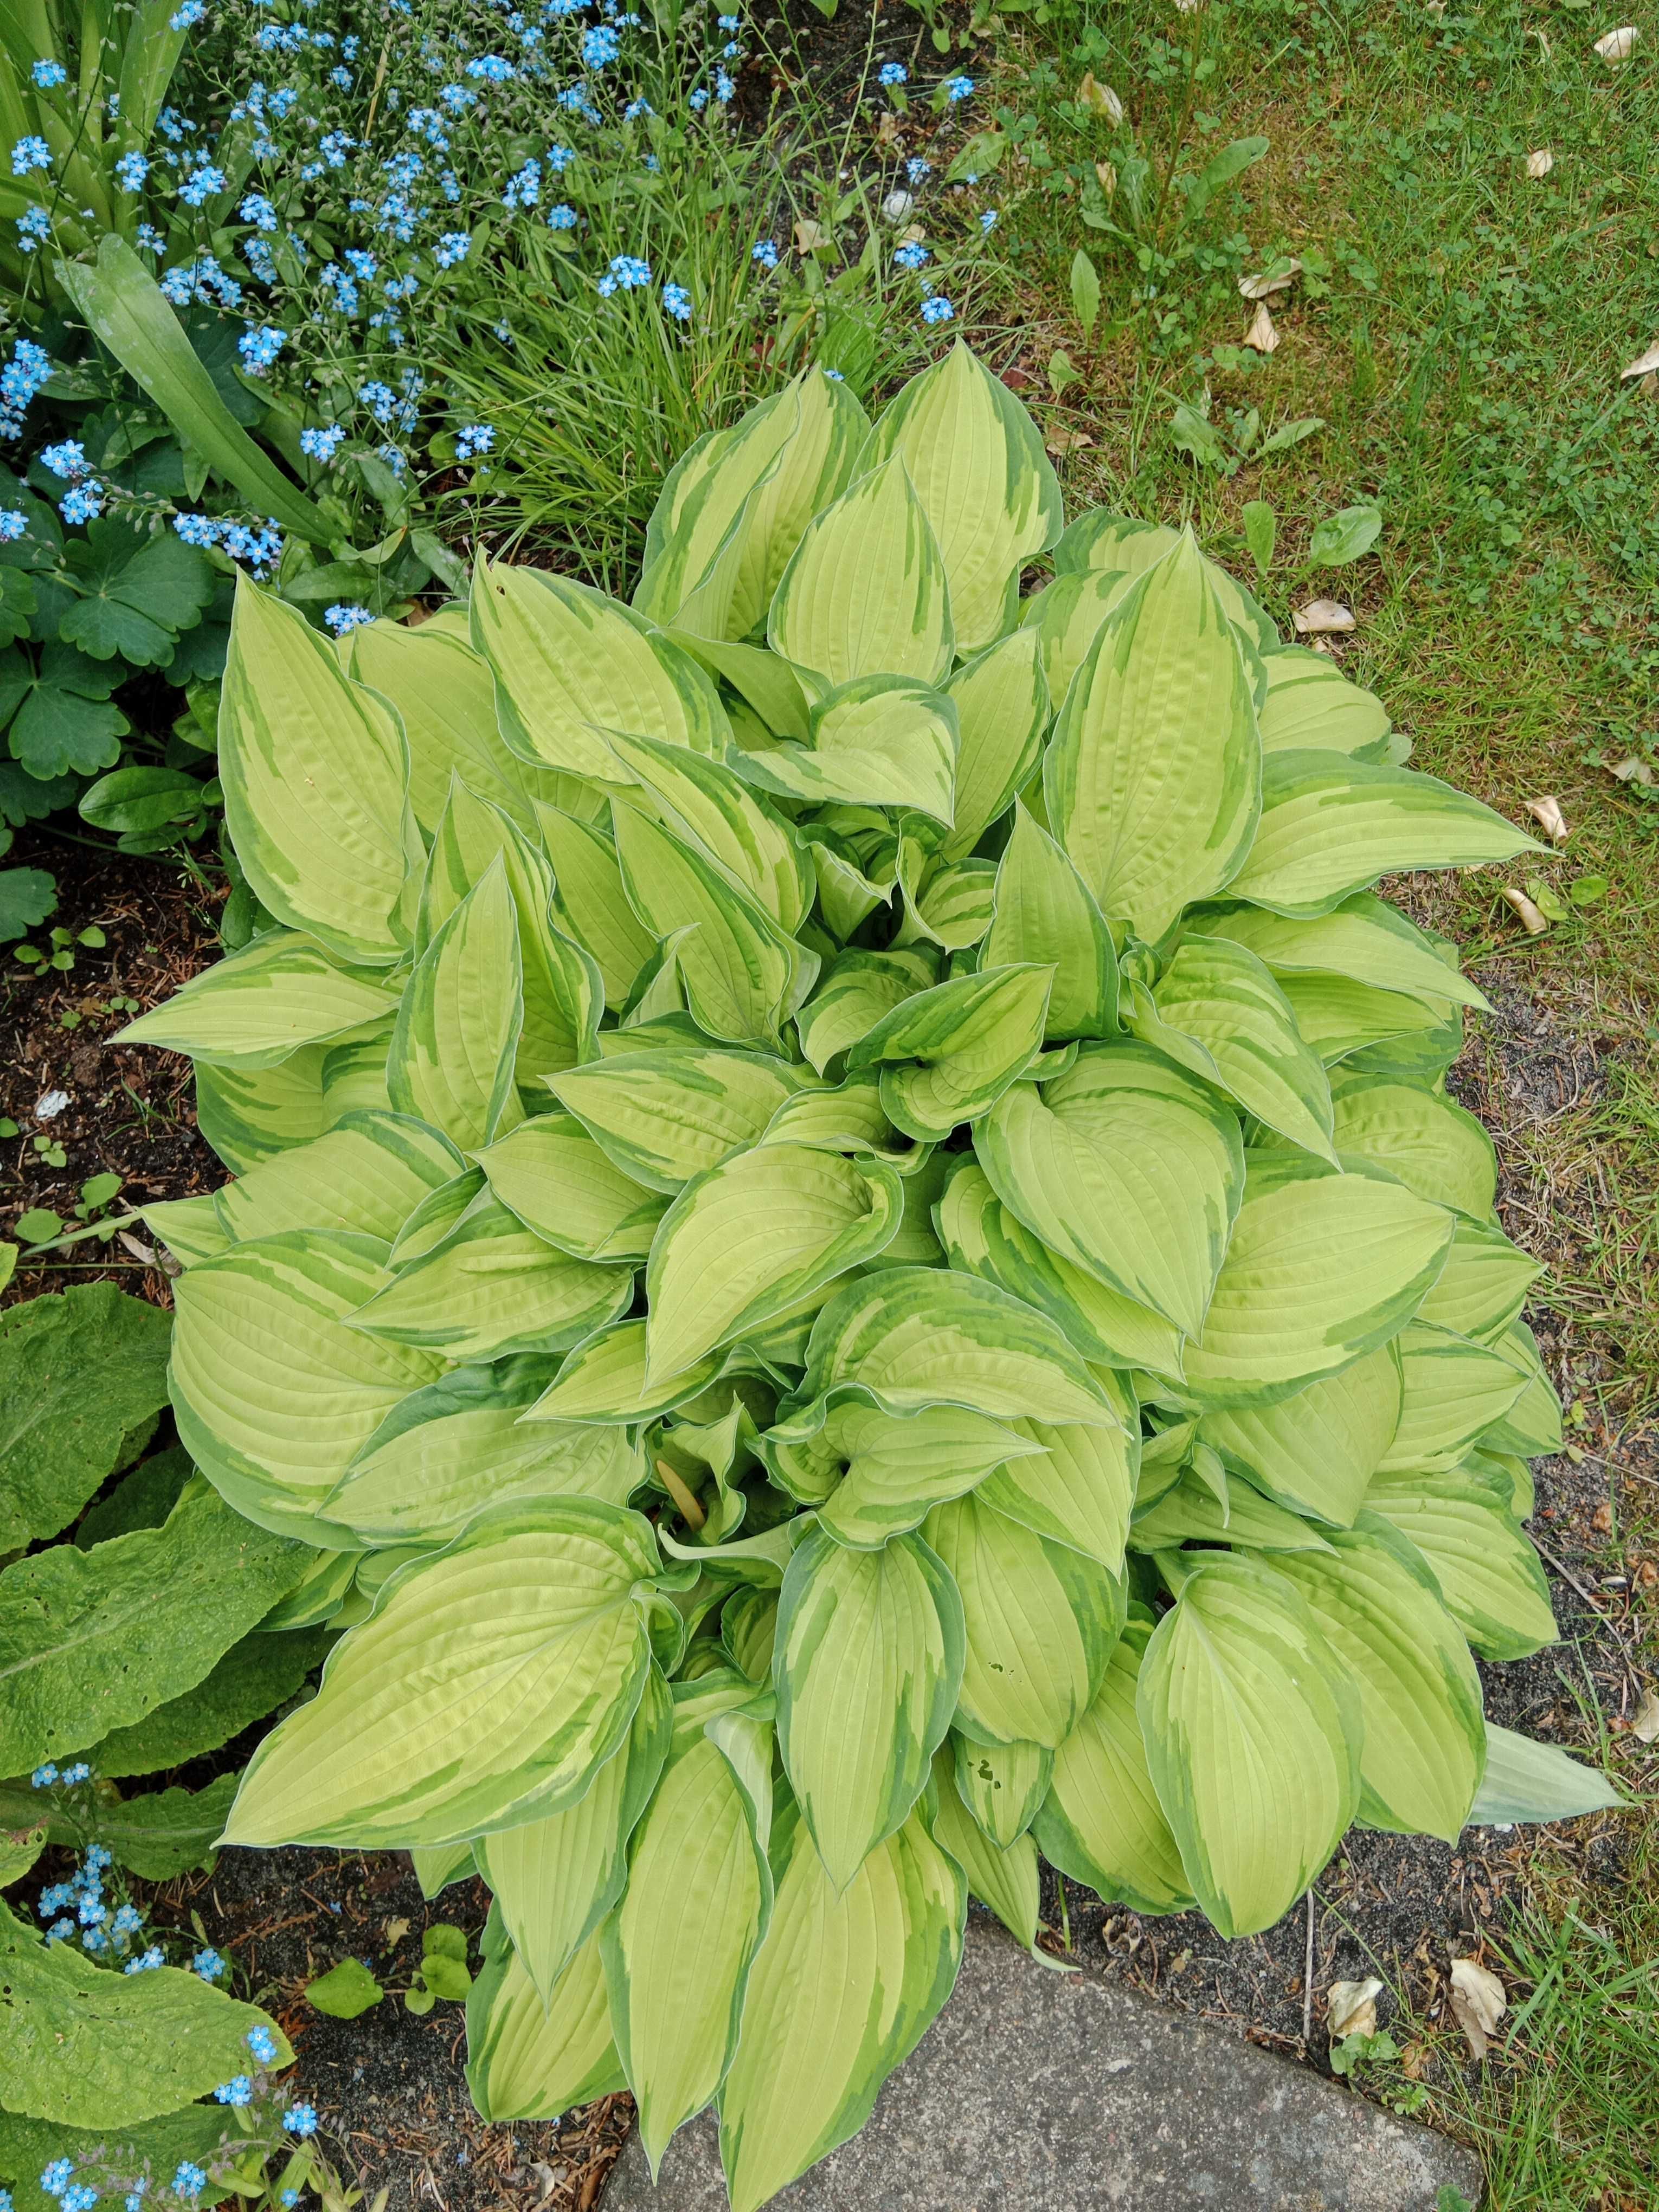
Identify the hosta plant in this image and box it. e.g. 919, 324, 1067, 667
116, 343, 1621, 2210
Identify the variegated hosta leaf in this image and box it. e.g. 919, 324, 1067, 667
1470, 1727, 1625, 1827
1137, 1554, 1361, 1937
928, 1744, 1048, 1958
387, 858, 524, 1150
978, 1412, 1137, 1577
1378, 1322, 1529, 1472
548, 1044, 805, 1192
1199, 891, 1490, 1013
775, 1528, 963, 1888
535, 803, 659, 1009
859, 338, 1063, 652
1052, 509, 1279, 654
224, 1499, 663, 1847
1021, 567, 1137, 714
522, 1317, 722, 1427
760, 1074, 910, 1163
1328, 1073, 1498, 1220
646, 1142, 901, 1381
1276, 973, 1450, 1065
1257, 648, 1391, 756
1486, 1320, 1564, 1457
1045, 532, 1261, 941
941, 625, 1050, 862
717, 1808, 964, 2212
1198, 1344, 1402, 1527
194, 1051, 328, 1173
738, 676, 960, 826
112, 930, 402, 1068
1226, 749, 1540, 918
1362, 1466, 1558, 1661
475, 1113, 667, 1261
767, 454, 954, 692
1416, 1219, 1540, 1344
981, 804, 1117, 1041
140, 1192, 233, 1267
465, 1913, 623, 2120
218, 578, 419, 967
952, 1732, 1053, 1849
895, 848, 996, 954
794, 949, 938, 1077
846, 963, 1053, 1142
603, 728, 812, 933
1128, 1464, 1336, 1554
790, 1398, 1043, 1549
204, 1111, 456, 1248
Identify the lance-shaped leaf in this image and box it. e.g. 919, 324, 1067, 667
1226, 749, 1540, 918
795, 949, 937, 1077
981, 804, 1116, 1040
387, 859, 524, 1151
1329, 1073, 1498, 1220
325, 1357, 642, 1544
1362, 1467, 1558, 1662
345, 1192, 633, 1363
1485, 1320, 1563, 1457
773, 1529, 963, 1887
535, 803, 659, 1009
1137, 1554, 1361, 1937
846, 963, 1052, 1142
1198, 1344, 1401, 1527
139, 1194, 235, 1268
1052, 510, 1278, 653
1198, 891, 1490, 1013
1469, 1727, 1626, 1826
1021, 567, 1137, 713
768, 455, 954, 691
1137, 934, 1335, 1161
548, 1045, 802, 1193
521, 1319, 723, 1427
321, 1029, 395, 1118
224, 1498, 663, 1848
896, 850, 996, 953
1416, 1219, 1540, 1345
604, 729, 811, 931
113, 930, 402, 1069
194, 1051, 329, 1174
171, 1231, 443, 1544
859, 339, 1063, 652
1273, 1515, 1486, 1843
1257, 648, 1391, 755
465, 1914, 623, 2120
1129, 1463, 1336, 1553
979, 1412, 1137, 1577
610, 801, 811, 1049
470, 555, 726, 779
475, 1113, 667, 1262
1180, 1153, 1455, 1409
728, 674, 958, 825
717, 1809, 964, 2212
218, 580, 417, 967
940, 625, 1050, 862
923, 1493, 1122, 1748
952, 1732, 1053, 1849
645, 1142, 902, 1381
603, 1679, 776, 2168
473, 1665, 671, 2002
1379, 1322, 1529, 1472
927, 1746, 1047, 1959
803, 1266, 1119, 1427
212, 1111, 462, 1245
975, 1044, 1244, 1340
722, 1589, 779, 1682
1033, 1616, 1196, 1915
1275, 973, 1450, 1064
783, 1399, 1043, 1548
760, 1075, 911, 1164
1045, 535, 1261, 941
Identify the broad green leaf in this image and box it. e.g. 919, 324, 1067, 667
194, 1050, 329, 1174
465, 1914, 623, 2120
1226, 749, 1540, 918
411, 1840, 475, 1897
1137, 1554, 1360, 1937
325, 1356, 642, 1542
470, 555, 726, 779
535, 802, 659, 1008
0, 1898, 292, 2129
646, 1142, 902, 1380
666, 630, 813, 742
0, 1478, 304, 1773
213, 1111, 461, 1245
1484, 1321, 1564, 1456
940, 626, 1050, 862
774, 1529, 963, 1886
1469, 1726, 1626, 1825
549, 1045, 802, 1193
928, 1746, 1047, 1958
74, 1444, 192, 1552
257, 1548, 358, 1633
86, 1625, 329, 1780
0, 1283, 171, 1551
225, 1499, 663, 1848
1198, 891, 1490, 1013
975, 1044, 1244, 1339
1416, 1219, 1540, 1343
1274, 1515, 1485, 1842
345, 1192, 632, 1363
1045, 535, 1261, 941
768, 455, 954, 692
795, 949, 937, 1077
1275, 972, 1450, 1064
170, 1231, 444, 1543
847, 962, 1052, 1141
1199, 1345, 1401, 1526
1329, 1073, 1497, 1220
0, 2089, 242, 2212
923, 1493, 1122, 1748
897, 850, 996, 952
951, 1732, 1053, 1849
859, 340, 1063, 652
113, 930, 402, 1068
1021, 567, 1137, 716
387, 1167, 484, 1266
801, 1400, 1041, 1548
474, 1664, 671, 2002
718, 1809, 964, 2212
1140, 934, 1335, 1160
476, 1112, 667, 1261
760, 1074, 911, 1164
218, 580, 417, 967
1033, 1616, 1195, 1915
1180, 1154, 1455, 1408
1362, 1467, 1558, 1662
522, 1318, 722, 1427
137, 1194, 234, 1267
387, 859, 524, 1150
722, 1589, 778, 1681
1257, 650, 1391, 756
320, 1030, 395, 1122
605, 728, 812, 931
729, 674, 957, 825
1129, 1464, 1336, 1553
805, 1266, 1119, 1428
979, 1412, 1137, 1576
1379, 1323, 1528, 1472
1052, 511, 1279, 654
981, 803, 1116, 1040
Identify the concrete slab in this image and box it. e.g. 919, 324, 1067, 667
602, 1914, 1482, 2211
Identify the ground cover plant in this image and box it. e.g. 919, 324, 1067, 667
84, 338, 1635, 2211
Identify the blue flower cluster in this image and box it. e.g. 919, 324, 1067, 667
34, 1843, 147, 1961
1, 337, 52, 440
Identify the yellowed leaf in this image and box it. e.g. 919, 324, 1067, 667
1609, 754, 1656, 787
1293, 598, 1355, 635
1632, 1686, 1659, 1744
1526, 147, 1553, 178
1525, 794, 1568, 843
1078, 72, 1124, 125
1328, 1977, 1383, 2040
1045, 428, 1096, 456
1094, 159, 1118, 198
1501, 886, 1550, 936
794, 217, 833, 253
1449, 1956, 1506, 2060
1243, 300, 1279, 353
383, 1915, 411, 1948
1592, 24, 1638, 59
1621, 342, 1659, 381
1239, 260, 1301, 301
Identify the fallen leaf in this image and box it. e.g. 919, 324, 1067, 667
1425, 1, 1446, 17
1293, 598, 1355, 635
1525, 794, 1569, 842
1399, 2039, 1430, 2081
1328, 1976, 1384, 2040
1045, 428, 1096, 455
1592, 1501, 1614, 1533
897, 223, 927, 247
1243, 300, 1279, 353
1534, 24, 1553, 57
1094, 159, 1118, 197
1078, 72, 1124, 124
1632, 1686, 1659, 1744
530, 2165, 560, 2205
794, 217, 833, 252
1502, 886, 1550, 935
1622, 342, 1659, 381
1609, 754, 1656, 787
1526, 146, 1554, 178
1239, 259, 1302, 301
1592, 24, 1638, 59
876, 111, 901, 145
1449, 1956, 1506, 2060
383, 1915, 411, 1947
117, 1231, 158, 1265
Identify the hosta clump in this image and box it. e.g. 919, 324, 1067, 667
117, 343, 1617, 2209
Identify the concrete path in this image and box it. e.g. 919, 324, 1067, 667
602, 1914, 1482, 2211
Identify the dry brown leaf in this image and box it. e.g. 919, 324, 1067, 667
1399, 2039, 1430, 2081
383, 1915, 411, 1947
1525, 793, 1569, 842
1078, 71, 1124, 124
1502, 886, 1551, 935
1293, 598, 1355, 635
1632, 1686, 1659, 1744
117, 1230, 158, 1265
1094, 159, 1118, 197
1534, 24, 1553, 56
1593, 24, 1638, 59
1622, 342, 1659, 381
1449, 1956, 1506, 2060
1609, 754, 1657, 787
1243, 300, 1279, 353
876, 111, 901, 146
1327, 1977, 1384, 2040
1045, 428, 1096, 456
794, 217, 833, 253
1526, 146, 1554, 178
897, 223, 927, 247
1239, 260, 1301, 301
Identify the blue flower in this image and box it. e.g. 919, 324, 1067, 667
172, 513, 221, 548
823, 367, 845, 380
41, 2163, 74, 2198
16, 205, 50, 251
41, 440, 86, 479
503, 157, 541, 210
47, 1919, 75, 1943
240, 192, 277, 232
894, 241, 930, 270
279, 2197, 299, 2210
31, 60, 68, 89
85, 1846, 111, 1872
324, 604, 373, 635
191, 1948, 226, 1980
124, 1946, 166, 1973
115, 151, 149, 190
715, 69, 735, 99
30, 1764, 58, 1788
300, 425, 345, 462
582, 23, 620, 66
689, 86, 708, 110
906, 156, 931, 184
546, 203, 576, 230
377, 444, 408, 478
62, 1763, 92, 1785
62, 2185, 98, 2211
465, 54, 515, 81
597, 253, 651, 294
126, 2198, 145, 2210
980, 207, 999, 232
178, 162, 227, 207
171, 2167, 207, 2200
11, 137, 51, 176
214, 2078, 254, 2106
546, 143, 574, 172
169, 0, 205, 28
282, 2106, 319, 2139
943, 74, 975, 101
879, 62, 906, 86
238, 325, 286, 376
663, 282, 692, 321
0, 511, 25, 543
751, 239, 778, 269
247, 2025, 279, 2065
111, 1903, 144, 1937
920, 295, 955, 324
455, 423, 494, 460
